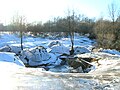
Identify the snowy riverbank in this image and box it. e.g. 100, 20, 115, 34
0, 32, 120, 90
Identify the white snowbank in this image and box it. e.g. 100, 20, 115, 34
50, 45, 70, 55
20, 46, 51, 66
101, 49, 120, 56
19, 46, 62, 67
0, 52, 24, 66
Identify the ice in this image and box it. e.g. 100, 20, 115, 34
0, 61, 119, 90
0, 52, 24, 66
101, 49, 120, 56
0, 33, 120, 90
74, 46, 90, 54
50, 45, 70, 55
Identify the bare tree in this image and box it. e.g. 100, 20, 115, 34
66, 9, 76, 55
108, 1, 120, 49
11, 14, 27, 50
108, 2, 118, 24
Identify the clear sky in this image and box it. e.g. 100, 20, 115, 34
0, 0, 120, 24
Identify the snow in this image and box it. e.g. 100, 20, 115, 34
49, 53, 62, 65
0, 61, 119, 90
49, 65, 72, 73
101, 49, 120, 56
48, 40, 62, 48
50, 45, 70, 55
0, 32, 120, 89
74, 46, 90, 54
0, 52, 24, 66
19, 46, 51, 66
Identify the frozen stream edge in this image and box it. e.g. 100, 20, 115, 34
0, 61, 120, 90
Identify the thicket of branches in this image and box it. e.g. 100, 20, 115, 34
94, 18, 120, 50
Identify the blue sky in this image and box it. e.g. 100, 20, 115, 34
0, 0, 119, 24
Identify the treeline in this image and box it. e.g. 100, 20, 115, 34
0, 2, 120, 50
27, 16, 94, 33
0, 15, 94, 35
0, 14, 120, 50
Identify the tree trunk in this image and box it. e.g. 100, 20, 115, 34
20, 31, 23, 50
70, 32, 74, 55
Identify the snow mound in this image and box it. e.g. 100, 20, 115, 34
0, 52, 24, 66
48, 53, 62, 66
74, 46, 90, 54
28, 53, 62, 67
0, 45, 11, 52
50, 45, 70, 55
19, 46, 51, 66
0, 44, 21, 55
19, 46, 62, 67
48, 41, 62, 48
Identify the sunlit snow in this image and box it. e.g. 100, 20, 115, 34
0, 32, 120, 90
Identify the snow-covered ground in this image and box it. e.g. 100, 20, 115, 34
0, 32, 120, 90
0, 60, 120, 90
0, 32, 93, 49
